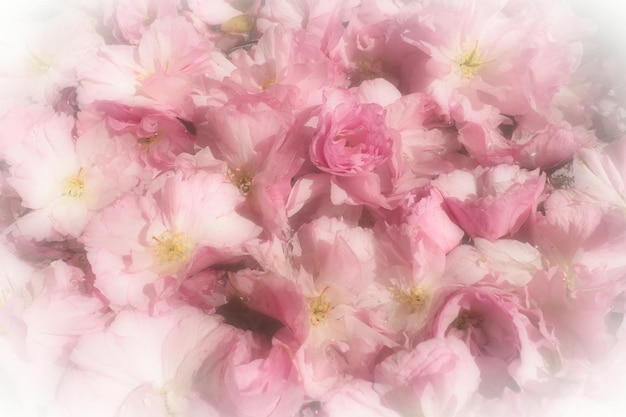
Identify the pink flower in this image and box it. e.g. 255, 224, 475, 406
397, 186, 465, 254
309, 88, 394, 176
52, 307, 233, 417
95, 101, 196, 169
527, 267, 619, 363
374, 337, 480, 417
78, 16, 214, 110
436, 164, 546, 241
0, 260, 107, 414
458, 111, 594, 169
320, 379, 404, 417
227, 25, 345, 110
529, 188, 605, 262
103, 0, 181, 44
199, 337, 304, 417
430, 285, 560, 397
82, 170, 261, 310
444, 238, 542, 286
396, 0, 586, 116
0, 8, 103, 104
187, 0, 257, 26
573, 136, 626, 211
194, 91, 304, 237
384, 92, 462, 177
3, 114, 142, 240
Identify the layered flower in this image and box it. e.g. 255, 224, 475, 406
81, 169, 261, 310
93, 101, 196, 170
0, 1, 624, 416
0, 8, 103, 104
430, 285, 560, 397
102, 0, 181, 44
436, 164, 546, 241
198, 335, 304, 417
309, 88, 393, 176
51, 307, 234, 417
374, 337, 480, 417
3, 113, 142, 240
573, 136, 626, 211
0, 260, 108, 416
77, 16, 217, 110
394, 0, 588, 116
194, 91, 303, 237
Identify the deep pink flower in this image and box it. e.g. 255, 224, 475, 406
309, 88, 393, 176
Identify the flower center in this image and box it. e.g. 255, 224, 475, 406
450, 309, 483, 330
138, 133, 160, 146
152, 230, 192, 266
27, 49, 53, 76
308, 288, 332, 326
455, 42, 490, 79
0, 288, 8, 307
348, 59, 382, 87
221, 15, 255, 34
158, 387, 174, 417
62, 168, 85, 198
261, 77, 276, 91
137, 71, 154, 83
227, 167, 253, 196
392, 286, 427, 313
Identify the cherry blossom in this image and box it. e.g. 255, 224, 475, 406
0, 1, 624, 416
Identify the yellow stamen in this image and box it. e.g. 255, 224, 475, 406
138, 133, 159, 146
544, 255, 575, 295
62, 168, 85, 198
391, 286, 427, 313
307, 288, 332, 326
27, 47, 52, 76
227, 167, 253, 196
152, 230, 191, 265
158, 388, 174, 417
348, 59, 382, 86
455, 41, 492, 79
261, 77, 276, 90
221, 15, 255, 34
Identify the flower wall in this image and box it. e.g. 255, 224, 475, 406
1, 0, 626, 416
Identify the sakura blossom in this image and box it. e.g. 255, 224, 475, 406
1, 0, 626, 416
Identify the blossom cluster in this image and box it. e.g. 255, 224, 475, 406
1, 0, 626, 416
